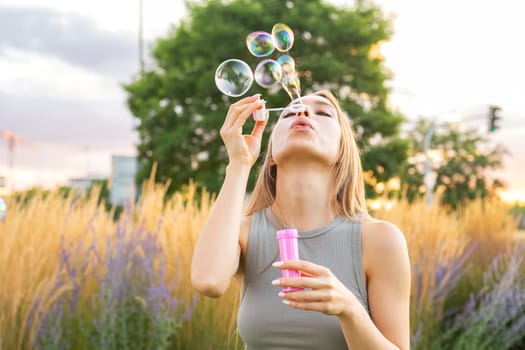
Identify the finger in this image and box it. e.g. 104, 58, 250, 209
223, 94, 261, 129
231, 93, 261, 107
230, 100, 265, 131
274, 260, 330, 277
273, 276, 327, 290
280, 289, 331, 302
250, 114, 268, 139
282, 300, 329, 313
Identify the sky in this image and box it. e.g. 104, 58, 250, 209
1, 0, 524, 202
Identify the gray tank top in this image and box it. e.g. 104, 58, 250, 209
237, 208, 370, 350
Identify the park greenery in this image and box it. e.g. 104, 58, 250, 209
125, 0, 507, 210
124, 0, 407, 197
401, 119, 507, 209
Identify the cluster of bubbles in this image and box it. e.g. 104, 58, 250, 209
0, 197, 6, 221
215, 23, 301, 100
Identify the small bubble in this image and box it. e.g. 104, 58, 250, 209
277, 55, 295, 74
281, 72, 301, 100
246, 31, 275, 57
272, 23, 294, 52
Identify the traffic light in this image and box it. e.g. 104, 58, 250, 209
488, 105, 502, 133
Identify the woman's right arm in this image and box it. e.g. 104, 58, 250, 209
191, 94, 267, 298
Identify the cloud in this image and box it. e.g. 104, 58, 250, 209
1, 92, 138, 150
0, 6, 139, 79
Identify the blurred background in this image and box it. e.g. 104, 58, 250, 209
1, 0, 524, 205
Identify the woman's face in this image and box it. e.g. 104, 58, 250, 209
271, 94, 341, 167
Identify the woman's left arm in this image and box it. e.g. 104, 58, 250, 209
341, 221, 411, 349
273, 221, 410, 350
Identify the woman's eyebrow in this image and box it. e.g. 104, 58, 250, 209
313, 100, 334, 108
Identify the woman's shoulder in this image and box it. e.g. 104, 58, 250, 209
361, 217, 409, 274
361, 216, 406, 248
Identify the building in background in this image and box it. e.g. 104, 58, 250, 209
68, 175, 106, 193
109, 155, 138, 206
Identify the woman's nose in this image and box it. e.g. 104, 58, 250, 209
295, 105, 311, 117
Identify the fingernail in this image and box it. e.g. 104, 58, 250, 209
254, 93, 262, 97
278, 292, 285, 297
271, 279, 280, 285
282, 300, 291, 305
272, 261, 283, 267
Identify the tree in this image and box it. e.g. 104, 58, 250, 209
400, 119, 508, 209
124, 0, 407, 194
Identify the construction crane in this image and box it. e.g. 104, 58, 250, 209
0, 130, 32, 189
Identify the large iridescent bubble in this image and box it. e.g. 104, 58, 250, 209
254, 59, 282, 88
0, 197, 6, 220
215, 59, 254, 97
272, 23, 294, 52
246, 31, 275, 57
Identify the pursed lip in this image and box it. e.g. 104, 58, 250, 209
290, 118, 314, 130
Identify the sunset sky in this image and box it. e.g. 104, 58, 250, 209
1, 0, 524, 202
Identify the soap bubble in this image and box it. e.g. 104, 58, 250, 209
215, 59, 254, 97
272, 23, 294, 52
254, 59, 282, 88
246, 31, 275, 57
0, 198, 6, 221
277, 55, 295, 74
281, 73, 301, 100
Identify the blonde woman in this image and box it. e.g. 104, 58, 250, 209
191, 91, 411, 349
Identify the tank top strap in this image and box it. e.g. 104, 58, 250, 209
244, 209, 280, 283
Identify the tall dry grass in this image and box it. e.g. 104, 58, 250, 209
0, 180, 520, 349
374, 197, 520, 348
0, 178, 241, 350
0, 188, 116, 349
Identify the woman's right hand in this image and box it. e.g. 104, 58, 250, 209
220, 94, 268, 167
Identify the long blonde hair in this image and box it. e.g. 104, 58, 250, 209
246, 90, 368, 218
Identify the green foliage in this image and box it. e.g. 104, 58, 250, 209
10, 186, 73, 205
124, 0, 407, 194
401, 119, 508, 209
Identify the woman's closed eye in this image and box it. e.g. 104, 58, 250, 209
282, 111, 332, 118
316, 111, 333, 117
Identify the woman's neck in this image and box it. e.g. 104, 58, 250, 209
272, 164, 336, 231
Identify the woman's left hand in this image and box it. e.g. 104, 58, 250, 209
272, 260, 358, 318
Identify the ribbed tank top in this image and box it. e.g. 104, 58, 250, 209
237, 208, 370, 350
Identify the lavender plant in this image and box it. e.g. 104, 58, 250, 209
411, 242, 475, 349
31, 217, 197, 350
436, 245, 525, 350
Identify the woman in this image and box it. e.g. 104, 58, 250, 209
191, 91, 411, 349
